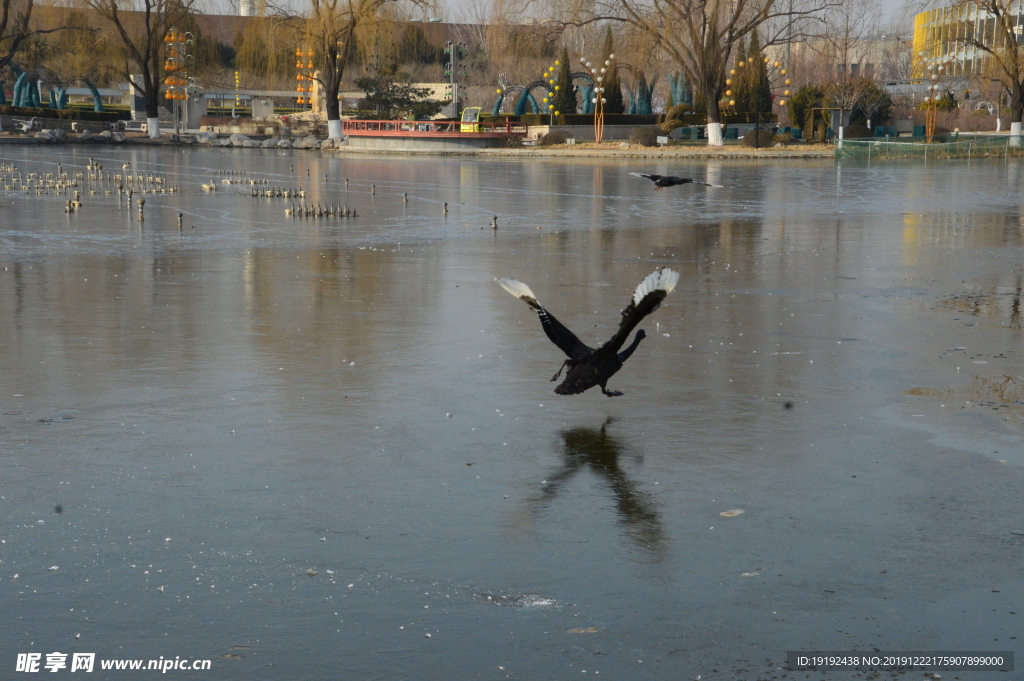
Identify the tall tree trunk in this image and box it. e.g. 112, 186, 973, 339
316, 31, 348, 139
1010, 82, 1024, 145
140, 71, 161, 138
706, 97, 724, 145
325, 63, 343, 138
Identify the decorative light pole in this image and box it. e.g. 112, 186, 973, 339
726, 56, 790, 148
163, 29, 192, 133
918, 51, 954, 142
579, 54, 615, 143
539, 60, 561, 125
296, 47, 314, 109
233, 70, 241, 117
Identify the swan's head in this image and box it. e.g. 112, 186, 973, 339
635, 329, 647, 341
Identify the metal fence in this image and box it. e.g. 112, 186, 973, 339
834, 135, 1024, 160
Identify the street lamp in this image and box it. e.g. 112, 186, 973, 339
920, 53, 954, 142
444, 41, 467, 118
163, 30, 192, 133
579, 53, 614, 143
296, 48, 315, 109
538, 60, 562, 126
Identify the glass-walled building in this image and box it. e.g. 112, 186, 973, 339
912, 2, 1024, 77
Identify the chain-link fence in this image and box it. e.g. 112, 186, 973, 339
834, 136, 1024, 160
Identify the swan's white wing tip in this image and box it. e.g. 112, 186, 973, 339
632, 268, 679, 304
660, 267, 679, 293
496, 277, 539, 306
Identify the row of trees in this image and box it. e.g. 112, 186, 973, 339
7, 0, 1024, 144
788, 79, 892, 131
0, 0, 900, 143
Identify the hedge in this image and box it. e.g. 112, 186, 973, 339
0, 104, 124, 122
482, 112, 777, 126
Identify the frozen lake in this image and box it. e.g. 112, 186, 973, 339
2, 147, 1023, 679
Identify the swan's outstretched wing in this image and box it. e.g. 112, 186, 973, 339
497, 278, 593, 360
596, 268, 680, 356
629, 172, 661, 183
691, 180, 724, 188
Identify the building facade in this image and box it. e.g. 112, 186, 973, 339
912, 2, 1024, 77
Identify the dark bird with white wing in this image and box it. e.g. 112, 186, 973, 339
629, 172, 723, 190
496, 268, 679, 397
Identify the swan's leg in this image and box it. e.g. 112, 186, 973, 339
601, 384, 624, 397
551, 359, 571, 382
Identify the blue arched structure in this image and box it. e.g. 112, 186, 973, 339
624, 72, 658, 115
517, 80, 554, 114
666, 71, 693, 108
12, 72, 29, 107
84, 79, 105, 112
513, 88, 541, 115
494, 81, 551, 115
571, 71, 597, 114
493, 71, 598, 115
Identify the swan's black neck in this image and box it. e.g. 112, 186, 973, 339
617, 331, 645, 363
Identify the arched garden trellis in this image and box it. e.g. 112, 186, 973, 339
492, 72, 597, 115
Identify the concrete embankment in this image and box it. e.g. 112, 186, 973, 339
0, 131, 835, 158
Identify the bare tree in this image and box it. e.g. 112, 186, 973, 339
565, 0, 833, 145
290, 0, 432, 139
33, 6, 122, 94
953, 0, 1024, 131
857, 78, 890, 128
878, 33, 912, 83
83, 0, 198, 137
235, 16, 303, 90
0, 0, 33, 77
814, 0, 880, 75
807, 0, 878, 137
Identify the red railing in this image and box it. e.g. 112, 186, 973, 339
342, 119, 526, 138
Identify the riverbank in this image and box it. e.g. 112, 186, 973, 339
477, 143, 833, 158
0, 130, 835, 158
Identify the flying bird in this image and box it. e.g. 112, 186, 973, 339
629, 172, 723, 190
496, 268, 679, 397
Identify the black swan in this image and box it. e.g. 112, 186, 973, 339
629, 172, 723, 190
496, 268, 679, 396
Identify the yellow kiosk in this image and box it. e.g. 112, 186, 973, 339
460, 107, 483, 132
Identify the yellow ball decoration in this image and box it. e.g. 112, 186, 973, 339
554, 111, 560, 115
496, 89, 502, 93
729, 100, 736, 106
778, 99, 786, 106
555, 60, 560, 65
725, 89, 732, 96
554, 85, 560, 91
